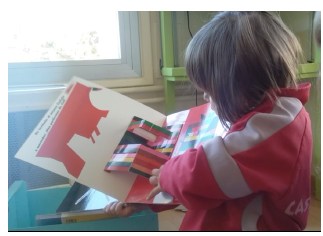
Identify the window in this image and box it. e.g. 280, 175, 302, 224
8, 4, 153, 89
8, 10, 121, 63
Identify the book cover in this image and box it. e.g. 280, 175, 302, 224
15, 76, 226, 204
56, 182, 117, 213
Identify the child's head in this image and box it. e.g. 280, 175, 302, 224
185, 11, 303, 129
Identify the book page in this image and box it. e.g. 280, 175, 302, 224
124, 109, 189, 204
172, 103, 227, 157
15, 76, 166, 202
123, 104, 228, 204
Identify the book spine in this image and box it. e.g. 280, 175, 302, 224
61, 212, 117, 224
35, 216, 62, 226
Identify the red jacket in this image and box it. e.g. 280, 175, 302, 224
151, 83, 312, 231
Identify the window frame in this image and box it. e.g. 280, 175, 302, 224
8, 11, 154, 89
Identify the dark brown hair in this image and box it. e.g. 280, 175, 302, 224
185, 11, 303, 129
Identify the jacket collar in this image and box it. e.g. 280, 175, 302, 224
271, 82, 311, 105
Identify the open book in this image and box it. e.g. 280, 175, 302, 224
15, 76, 226, 204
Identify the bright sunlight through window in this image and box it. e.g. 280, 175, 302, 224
8, 1, 120, 63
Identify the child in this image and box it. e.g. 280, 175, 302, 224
104, 11, 313, 231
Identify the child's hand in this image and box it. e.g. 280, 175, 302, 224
104, 201, 149, 218
146, 166, 164, 200
104, 201, 134, 217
